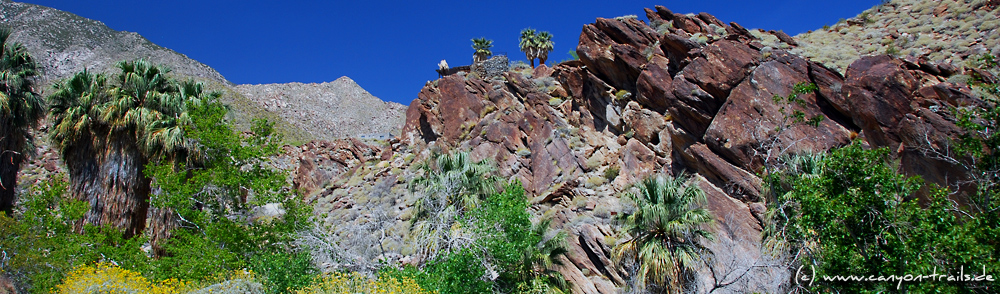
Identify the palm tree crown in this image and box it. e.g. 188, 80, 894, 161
472, 37, 493, 63
518, 28, 555, 68
535, 31, 554, 66
613, 173, 714, 293
519, 28, 538, 68
0, 27, 43, 214
48, 70, 110, 206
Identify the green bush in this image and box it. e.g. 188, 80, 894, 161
764, 142, 997, 292
604, 166, 620, 181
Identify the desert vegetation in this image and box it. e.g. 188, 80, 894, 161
762, 53, 1000, 293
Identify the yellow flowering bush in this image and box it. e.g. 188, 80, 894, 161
296, 272, 433, 294
55, 263, 269, 294
56, 263, 191, 294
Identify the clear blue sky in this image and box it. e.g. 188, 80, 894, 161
23, 0, 880, 105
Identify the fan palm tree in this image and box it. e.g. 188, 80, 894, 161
472, 37, 493, 64
143, 79, 203, 165
93, 59, 180, 237
409, 151, 500, 261
613, 173, 714, 293
519, 28, 538, 68
48, 70, 110, 210
411, 151, 499, 214
522, 218, 570, 292
0, 28, 43, 215
535, 31, 554, 66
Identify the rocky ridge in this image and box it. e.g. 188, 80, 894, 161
0, 0, 227, 84
293, 4, 993, 294
235, 77, 407, 141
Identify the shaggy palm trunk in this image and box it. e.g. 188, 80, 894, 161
0, 147, 22, 215
64, 137, 102, 231
0, 122, 25, 215
148, 204, 177, 257
86, 138, 151, 238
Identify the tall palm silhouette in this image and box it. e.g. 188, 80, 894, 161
49, 59, 200, 238
48, 70, 110, 209
0, 28, 43, 215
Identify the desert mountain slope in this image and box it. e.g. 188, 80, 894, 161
788, 0, 1000, 73
235, 77, 407, 140
0, 0, 406, 142
0, 0, 228, 84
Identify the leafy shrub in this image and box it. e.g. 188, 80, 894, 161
764, 142, 997, 292
143, 98, 316, 291
604, 166, 620, 181
0, 177, 151, 294
469, 183, 568, 292
249, 251, 318, 294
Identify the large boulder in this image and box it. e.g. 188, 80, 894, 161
843, 55, 981, 196
703, 52, 853, 172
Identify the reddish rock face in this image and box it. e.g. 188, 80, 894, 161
401, 75, 488, 145
704, 53, 852, 172
578, 17, 661, 93
293, 139, 380, 199
843, 55, 981, 195
384, 6, 986, 294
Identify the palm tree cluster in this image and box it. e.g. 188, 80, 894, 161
613, 173, 714, 293
471, 37, 494, 64
48, 59, 208, 238
519, 28, 555, 68
0, 28, 43, 215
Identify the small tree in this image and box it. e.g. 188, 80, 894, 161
471, 38, 493, 64
613, 173, 714, 293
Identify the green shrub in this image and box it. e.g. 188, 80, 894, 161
0, 177, 150, 294
249, 251, 317, 294
604, 166, 620, 181
297, 272, 430, 294
385, 249, 492, 294
764, 143, 997, 292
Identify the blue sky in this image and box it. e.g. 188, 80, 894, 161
24, 0, 880, 105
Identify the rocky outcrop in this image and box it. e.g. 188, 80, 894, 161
843, 55, 980, 196
390, 5, 990, 292
288, 139, 384, 199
